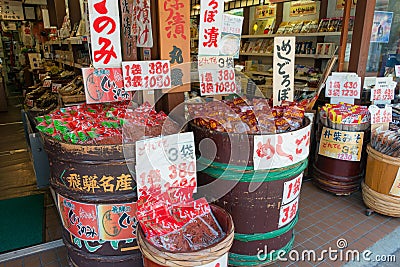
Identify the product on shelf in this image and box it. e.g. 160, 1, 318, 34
319, 103, 371, 131
35, 102, 179, 145
188, 97, 307, 134
137, 190, 225, 252
317, 18, 330, 32
58, 76, 84, 96
301, 20, 319, 33
371, 126, 400, 157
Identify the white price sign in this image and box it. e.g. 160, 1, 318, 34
198, 56, 236, 96
198, 0, 224, 56
43, 80, 51, 88
396, 65, 400, 77
370, 77, 396, 101
253, 124, 311, 170
122, 60, 171, 91
52, 83, 62, 93
279, 196, 299, 228
282, 173, 303, 205
325, 73, 361, 99
369, 105, 392, 124
135, 132, 197, 197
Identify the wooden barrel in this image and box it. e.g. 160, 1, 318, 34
191, 120, 311, 266
312, 121, 370, 195
42, 136, 143, 267
362, 145, 400, 217
137, 205, 234, 267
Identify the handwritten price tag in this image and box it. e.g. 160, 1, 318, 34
279, 196, 299, 228
370, 77, 396, 101
325, 73, 361, 99
43, 80, 52, 88
282, 174, 303, 205
369, 105, 392, 124
395, 65, 400, 77
122, 60, 171, 91
52, 83, 62, 93
135, 132, 197, 197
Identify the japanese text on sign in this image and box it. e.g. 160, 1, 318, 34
134, 0, 153, 47
370, 77, 396, 101
88, 0, 122, 68
63, 173, 134, 193
369, 105, 392, 124
120, 0, 137, 61
58, 194, 138, 241
83, 68, 131, 104
43, 80, 51, 88
253, 124, 311, 170
325, 73, 361, 99
0, 1, 24, 20
279, 196, 299, 228
198, 56, 236, 96
51, 83, 62, 93
389, 169, 400, 197
318, 127, 363, 161
289, 1, 317, 17
135, 132, 197, 197
255, 4, 276, 19
282, 174, 303, 205
198, 0, 224, 56
220, 14, 243, 58
273, 37, 295, 106
122, 60, 171, 91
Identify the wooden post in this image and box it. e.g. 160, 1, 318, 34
348, 0, 377, 81
338, 0, 352, 72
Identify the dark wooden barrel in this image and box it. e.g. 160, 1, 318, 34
43, 136, 143, 267
312, 121, 370, 195
191, 120, 311, 266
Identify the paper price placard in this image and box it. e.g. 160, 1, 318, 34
370, 77, 396, 101
122, 60, 171, 91
318, 127, 363, 161
369, 105, 392, 124
51, 83, 62, 93
282, 173, 303, 205
198, 56, 236, 96
135, 132, 197, 197
43, 80, 51, 88
325, 73, 361, 99
198, 0, 224, 56
279, 196, 299, 228
396, 65, 400, 77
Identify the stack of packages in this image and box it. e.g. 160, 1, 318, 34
188, 97, 306, 134
35, 102, 179, 145
371, 104, 400, 157
137, 188, 225, 252
319, 103, 370, 131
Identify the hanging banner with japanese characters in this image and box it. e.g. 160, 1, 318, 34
318, 127, 364, 161
122, 60, 171, 91
336, 0, 357, 9
88, 0, 122, 68
369, 105, 392, 125
253, 124, 311, 170
58, 194, 138, 241
290, 1, 317, 17
198, 56, 237, 96
273, 37, 295, 106
325, 72, 361, 104
135, 132, 196, 197
120, 0, 137, 61
158, 0, 191, 93
199, 0, 224, 56
255, 4, 276, 19
221, 14, 243, 59
370, 77, 396, 103
82, 68, 131, 104
134, 0, 153, 48
0, 1, 24, 20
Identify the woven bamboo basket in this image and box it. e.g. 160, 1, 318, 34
137, 205, 234, 267
362, 145, 400, 217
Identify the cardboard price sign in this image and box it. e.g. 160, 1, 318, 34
282, 173, 303, 205
253, 124, 311, 170
122, 60, 171, 91
82, 68, 131, 103
318, 127, 363, 161
58, 194, 138, 241
135, 132, 197, 197
51, 83, 62, 93
325, 74, 361, 99
279, 196, 299, 228
198, 56, 237, 96
369, 105, 392, 124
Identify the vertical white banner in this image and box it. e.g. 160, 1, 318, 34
135, 0, 153, 48
198, 0, 224, 56
88, 0, 122, 68
273, 37, 295, 106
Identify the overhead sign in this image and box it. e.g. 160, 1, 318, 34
0, 1, 24, 20
255, 4, 276, 19
290, 1, 317, 17
88, 0, 122, 68
336, 0, 357, 9
273, 37, 295, 106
